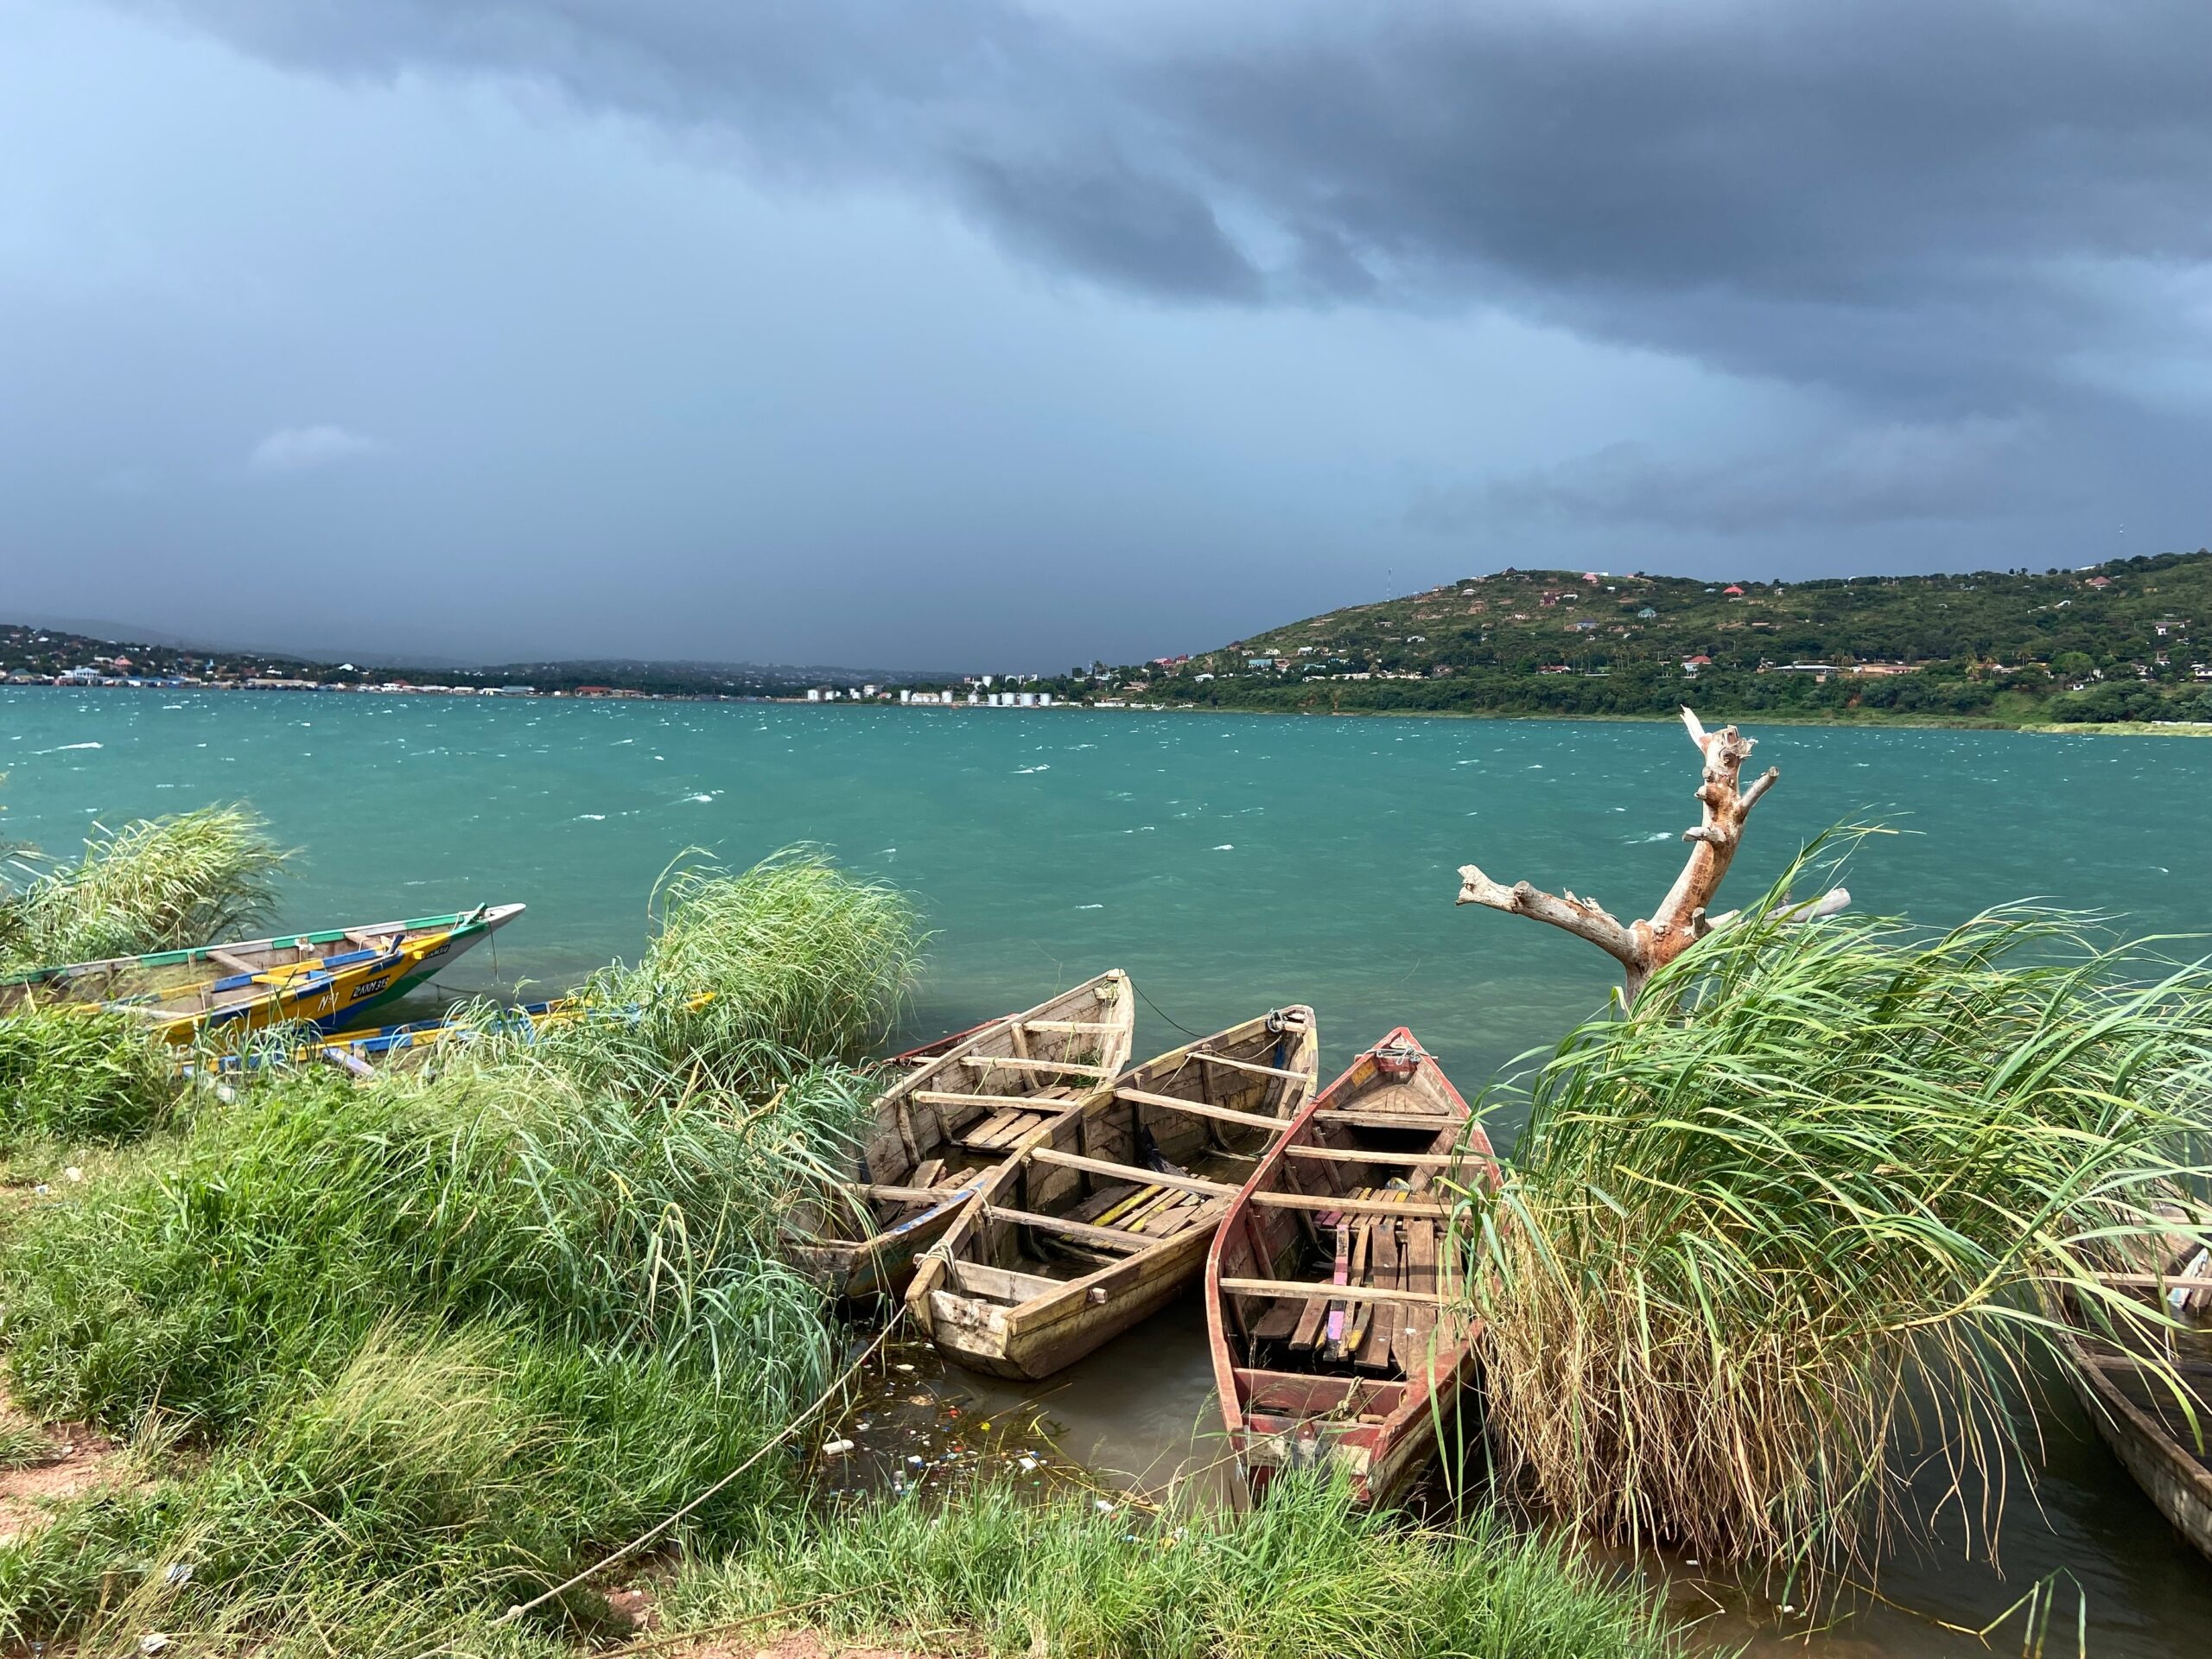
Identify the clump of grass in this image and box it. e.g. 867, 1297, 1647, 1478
0, 1323, 776, 1656
1, 805, 286, 972
664, 1476, 1684, 1659
572, 847, 924, 1080
0, 1008, 177, 1149
1, 1051, 861, 1432
1466, 856, 2212, 1575
0, 1420, 49, 1469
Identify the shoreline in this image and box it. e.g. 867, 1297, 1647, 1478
11, 681, 2212, 735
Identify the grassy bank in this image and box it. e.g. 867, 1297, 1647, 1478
1, 805, 285, 975
0, 833, 1693, 1658
664, 1479, 1683, 1659
0, 848, 911, 1654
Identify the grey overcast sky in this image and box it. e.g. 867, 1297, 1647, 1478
3, 2, 2208, 670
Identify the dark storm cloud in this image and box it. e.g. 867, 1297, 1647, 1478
120, 0, 2212, 405
1412, 416, 2044, 536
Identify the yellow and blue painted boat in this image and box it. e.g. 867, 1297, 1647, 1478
204, 995, 576, 1078
0, 904, 525, 1044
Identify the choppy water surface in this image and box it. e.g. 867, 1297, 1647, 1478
8, 688, 2212, 1656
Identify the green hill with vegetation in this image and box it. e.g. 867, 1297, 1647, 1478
1088, 549, 2212, 728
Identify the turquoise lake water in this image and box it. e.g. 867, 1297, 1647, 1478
6, 687, 2212, 1655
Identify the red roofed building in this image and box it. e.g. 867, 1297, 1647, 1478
1723, 584, 1745, 597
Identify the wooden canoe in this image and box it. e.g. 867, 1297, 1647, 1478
0, 905, 525, 1043
2057, 1258, 2212, 1562
1205, 1026, 1497, 1509
786, 969, 1135, 1305
909, 1007, 1319, 1380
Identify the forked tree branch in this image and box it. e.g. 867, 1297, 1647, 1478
1454, 706, 1846, 1001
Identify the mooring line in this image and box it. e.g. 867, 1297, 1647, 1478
484, 1308, 906, 1635
1135, 979, 1206, 1040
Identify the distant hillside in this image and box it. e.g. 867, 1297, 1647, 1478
1096, 550, 2212, 728
0, 622, 949, 699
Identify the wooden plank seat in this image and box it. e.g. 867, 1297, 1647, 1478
1114, 1086, 1284, 1132
962, 1054, 1115, 1077
1219, 1277, 1446, 1307
1283, 1146, 1462, 1167
1188, 1052, 1314, 1083
1027, 1146, 1240, 1198
1247, 1192, 1456, 1218
1311, 1108, 1466, 1129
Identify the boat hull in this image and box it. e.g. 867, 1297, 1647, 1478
912, 1007, 1319, 1379
788, 970, 1136, 1306
1232, 1346, 1478, 1508
1206, 1026, 1495, 1510
2061, 1324, 2212, 1562
1, 905, 524, 1045
924, 1227, 1212, 1381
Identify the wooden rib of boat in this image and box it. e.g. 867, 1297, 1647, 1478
0, 905, 525, 1043
2057, 1251, 2212, 1562
786, 969, 1134, 1305
887, 1015, 1006, 1071
908, 1007, 1318, 1380
1205, 1026, 1497, 1508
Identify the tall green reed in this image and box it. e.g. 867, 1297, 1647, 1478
566, 846, 925, 1083
1465, 840, 2212, 1574
0, 1007, 176, 1148
1, 805, 285, 972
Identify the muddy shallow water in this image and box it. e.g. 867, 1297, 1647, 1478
815, 1292, 2212, 1658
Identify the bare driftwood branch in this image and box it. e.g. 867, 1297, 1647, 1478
1454, 706, 1846, 1001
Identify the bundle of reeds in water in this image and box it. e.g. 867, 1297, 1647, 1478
1465, 858, 2212, 1574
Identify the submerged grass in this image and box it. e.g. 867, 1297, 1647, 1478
0, 805, 286, 972
664, 1477, 1685, 1659
1466, 845, 2212, 1575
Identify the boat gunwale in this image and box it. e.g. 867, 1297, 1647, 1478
0, 903, 525, 988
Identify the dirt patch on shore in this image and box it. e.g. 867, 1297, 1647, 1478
0, 1408, 134, 1544
671, 1637, 937, 1659
0, 1380, 143, 1544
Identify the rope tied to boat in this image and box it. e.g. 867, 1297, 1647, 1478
480, 1305, 907, 1636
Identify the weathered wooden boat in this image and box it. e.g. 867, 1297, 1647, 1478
0, 905, 525, 1043
785, 969, 1134, 1304
1205, 1027, 1497, 1508
2057, 1248, 2212, 1562
908, 1007, 1319, 1380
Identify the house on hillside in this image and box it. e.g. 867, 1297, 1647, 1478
1723, 584, 1745, 598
